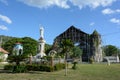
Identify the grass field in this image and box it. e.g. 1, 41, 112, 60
0, 63, 120, 80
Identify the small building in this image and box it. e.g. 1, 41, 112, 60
0, 47, 9, 61
13, 42, 23, 55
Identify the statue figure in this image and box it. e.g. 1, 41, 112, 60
36, 26, 46, 58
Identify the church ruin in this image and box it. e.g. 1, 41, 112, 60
53, 26, 102, 62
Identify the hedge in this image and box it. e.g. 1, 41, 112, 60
4, 63, 65, 73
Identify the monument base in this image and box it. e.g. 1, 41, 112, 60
36, 53, 46, 59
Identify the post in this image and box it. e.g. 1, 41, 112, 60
50, 56, 54, 72
59, 56, 61, 64
51, 56, 54, 67
65, 54, 67, 76
107, 59, 110, 66
29, 54, 32, 64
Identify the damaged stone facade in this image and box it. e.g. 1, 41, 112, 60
53, 26, 102, 62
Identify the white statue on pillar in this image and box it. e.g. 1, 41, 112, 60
36, 26, 46, 58
40, 27, 44, 38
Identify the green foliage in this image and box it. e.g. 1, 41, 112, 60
91, 30, 100, 47
22, 37, 37, 56
4, 63, 65, 73
54, 63, 65, 71
2, 64, 120, 80
12, 65, 28, 73
72, 61, 78, 70
0, 59, 3, 62
60, 39, 74, 58
61, 39, 74, 50
7, 55, 26, 65
2, 37, 37, 56
72, 46, 82, 58
4, 64, 28, 73
0, 52, 3, 62
0, 52, 3, 55
0, 52, 5, 62
3, 36, 52, 56
45, 44, 52, 55
103, 45, 119, 56
3, 38, 23, 54
0, 35, 16, 47
89, 57, 94, 64
27, 63, 65, 72
4, 64, 14, 70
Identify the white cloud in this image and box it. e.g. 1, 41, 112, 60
102, 8, 114, 14
116, 9, 120, 13
0, 25, 8, 31
102, 8, 120, 14
90, 22, 95, 26
69, 0, 116, 9
18, 0, 116, 9
18, 0, 70, 9
0, 14, 12, 24
0, 0, 8, 5
110, 18, 120, 25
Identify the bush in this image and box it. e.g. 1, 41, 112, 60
4, 64, 13, 70
26, 64, 54, 72
26, 64, 39, 71
4, 63, 65, 73
72, 61, 78, 70
12, 65, 28, 73
26, 63, 64, 72
89, 58, 94, 64
54, 63, 65, 71
0, 59, 3, 62
4, 64, 28, 73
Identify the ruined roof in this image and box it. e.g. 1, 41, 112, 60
56, 25, 88, 38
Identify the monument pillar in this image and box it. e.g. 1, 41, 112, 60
37, 26, 46, 58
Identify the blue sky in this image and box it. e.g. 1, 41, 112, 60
0, 0, 120, 48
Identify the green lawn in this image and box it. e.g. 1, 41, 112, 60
0, 63, 120, 80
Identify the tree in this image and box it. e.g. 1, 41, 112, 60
0, 35, 16, 46
60, 39, 74, 76
8, 55, 26, 65
45, 44, 52, 55
3, 37, 37, 56
22, 37, 37, 56
3, 38, 23, 54
72, 46, 82, 58
103, 45, 119, 56
60, 39, 74, 59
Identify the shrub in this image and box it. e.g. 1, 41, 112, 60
12, 65, 28, 73
89, 58, 94, 64
4, 64, 14, 70
4, 63, 65, 73
72, 61, 78, 70
0, 59, 3, 62
4, 64, 28, 73
26, 64, 54, 72
26, 64, 39, 71
54, 63, 65, 71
